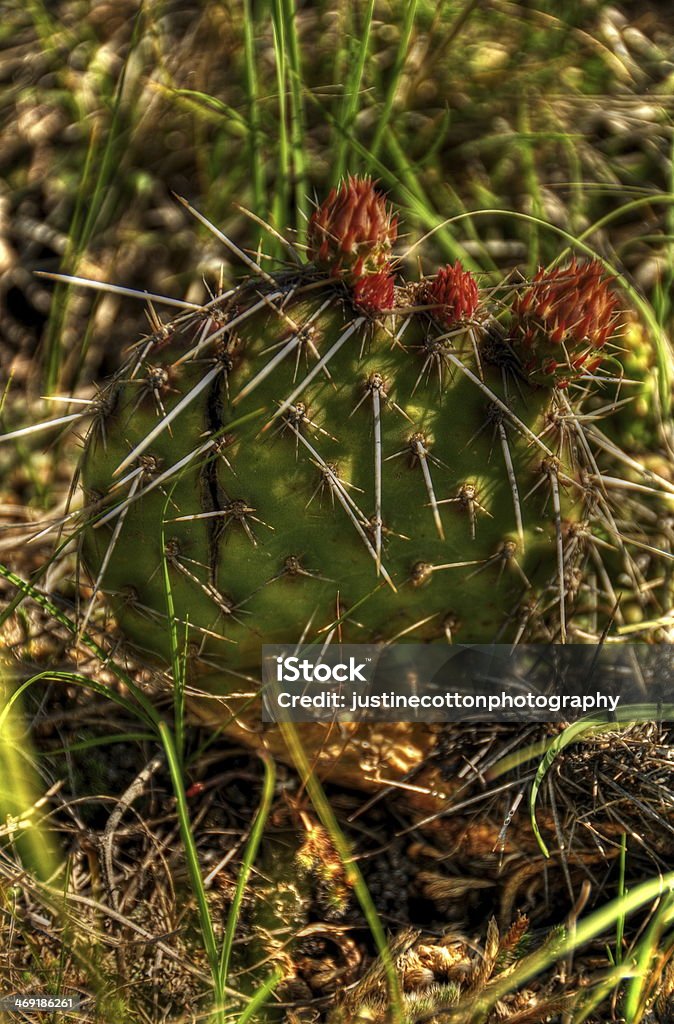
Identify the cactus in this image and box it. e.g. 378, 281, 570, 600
80, 178, 672, 711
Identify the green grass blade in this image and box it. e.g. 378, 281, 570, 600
271, 2, 290, 243
615, 831, 627, 965
623, 897, 674, 1023
42, 123, 98, 393
1, 667, 61, 880
333, 0, 375, 182
242, 0, 265, 234
281, 0, 308, 241
0, 671, 153, 733
160, 491, 187, 765
218, 752, 276, 991
462, 874, 674, 1023
35, 733, 155, 757
159, 722, 221, 995
234, 967, 283, 1024
44, 6, 146, 392
370, 0, 418, 160
154, 86, 248, 129
375, 127, 482, 270
517, 99, 543, 272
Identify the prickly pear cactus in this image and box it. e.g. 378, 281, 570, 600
81, 178, 672, 696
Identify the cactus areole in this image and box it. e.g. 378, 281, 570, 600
82, 179, 670, 700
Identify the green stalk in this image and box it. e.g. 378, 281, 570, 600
370, 0, 418, 160
623, 896, 674, 1022
615, 832, 627, 965
281, 0, 309, 241
333, 0, 376, 182
218, 752, 276, 992
235, 968, 283, 1024
271, 1, 291, 244
242, 0, 265, 229
161, 494, 187, 765
159, 722, 222, 1015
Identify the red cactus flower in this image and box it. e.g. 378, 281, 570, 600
422, 262, 480, 326
511, 259, 621, 387
307, 176, 398, 277
352, 270, 395, 314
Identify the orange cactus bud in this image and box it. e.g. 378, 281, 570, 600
307, 176, 398, 276
511, 259, 621, 386
422, 261, 479, 326
352, 269, 395, 313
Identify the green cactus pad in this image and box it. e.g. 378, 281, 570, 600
81, 259, 672, 685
